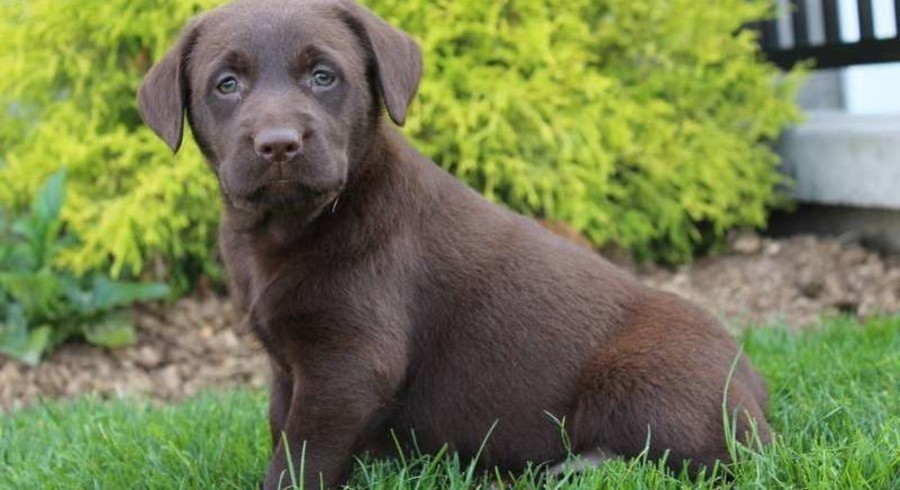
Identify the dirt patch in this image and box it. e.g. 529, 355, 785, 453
1, 298, 268, 412
641, 233, 900, 331
1, 234, 897, 412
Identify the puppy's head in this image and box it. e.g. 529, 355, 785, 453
138, 0, 422, 217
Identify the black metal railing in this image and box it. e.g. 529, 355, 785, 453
757, 0, 900, 69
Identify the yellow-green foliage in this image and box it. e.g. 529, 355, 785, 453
382, 0, 803, 262
0, 0, 222, 285
0, 0, 800, 283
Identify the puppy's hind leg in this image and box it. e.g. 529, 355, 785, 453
569, 297, 771, 475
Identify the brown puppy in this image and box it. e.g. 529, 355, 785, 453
138, 0, 771, 487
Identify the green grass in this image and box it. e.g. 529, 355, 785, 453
2, 316, 898, 489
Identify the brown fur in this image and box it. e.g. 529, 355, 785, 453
138, 1, 771, 487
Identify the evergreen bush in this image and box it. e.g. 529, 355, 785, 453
0, 0, 801, 285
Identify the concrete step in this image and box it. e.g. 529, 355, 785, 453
778, 111, 900, 210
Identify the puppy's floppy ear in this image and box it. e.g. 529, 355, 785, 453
341, 2, 423, 126
138, 18, 203, 153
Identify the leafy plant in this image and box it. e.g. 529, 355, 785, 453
376, 0, 803, 262
0, 0, 223, 287
0, 171, 170, 365
0, 0, 802, 283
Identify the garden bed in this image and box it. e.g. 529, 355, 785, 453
1, 234, 897, 412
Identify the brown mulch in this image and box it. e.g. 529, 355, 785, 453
1, 298, 267, 413
1, 234, 897, 412
640, 233, 900, 331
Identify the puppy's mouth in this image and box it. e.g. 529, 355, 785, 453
249, 180, 330, 200
228, 179, 343, 214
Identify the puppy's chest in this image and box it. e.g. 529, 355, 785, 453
250, 291, 404, 374
245, 264, 401, 354
247, 271, 333, 336
231, 238, 409, 361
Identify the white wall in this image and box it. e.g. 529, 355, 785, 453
844, 63, 900, 115
839, 0, 900, 115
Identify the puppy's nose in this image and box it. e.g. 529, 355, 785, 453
254, 128, 302, 163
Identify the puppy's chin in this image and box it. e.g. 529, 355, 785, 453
226, 180, 342, 221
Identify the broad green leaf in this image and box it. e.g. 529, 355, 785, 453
85, 277, 170, 313
0, 308, 51, 365
31, 169, 67, 225
10, 215, 42, 249
0, 270, 64, 319
6, 242, 39, 271
83, 315, 138, 349
0, 304, 29, 347
19, 326, 53, 366
59, 275, 95, 314
10, 211, 62, 270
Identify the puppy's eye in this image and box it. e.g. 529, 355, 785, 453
217, 76, 240, 94
311, 69, 337, 88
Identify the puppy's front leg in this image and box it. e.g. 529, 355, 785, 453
268, 361, 293, 451
263, 362, 392, 490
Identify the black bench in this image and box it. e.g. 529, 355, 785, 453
757, 0, 900, 68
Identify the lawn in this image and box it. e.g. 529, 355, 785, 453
1, 316, 898, 489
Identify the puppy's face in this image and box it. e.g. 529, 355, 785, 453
190, 2, 369, 214
139, 0, 422, 219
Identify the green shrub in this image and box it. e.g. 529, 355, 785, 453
0, 0, 223, 287
0, 0, 801, 282
0, 171, 170, 365
383, 0, 803, 262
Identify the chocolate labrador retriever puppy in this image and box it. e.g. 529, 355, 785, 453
139, 0, 771, 487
